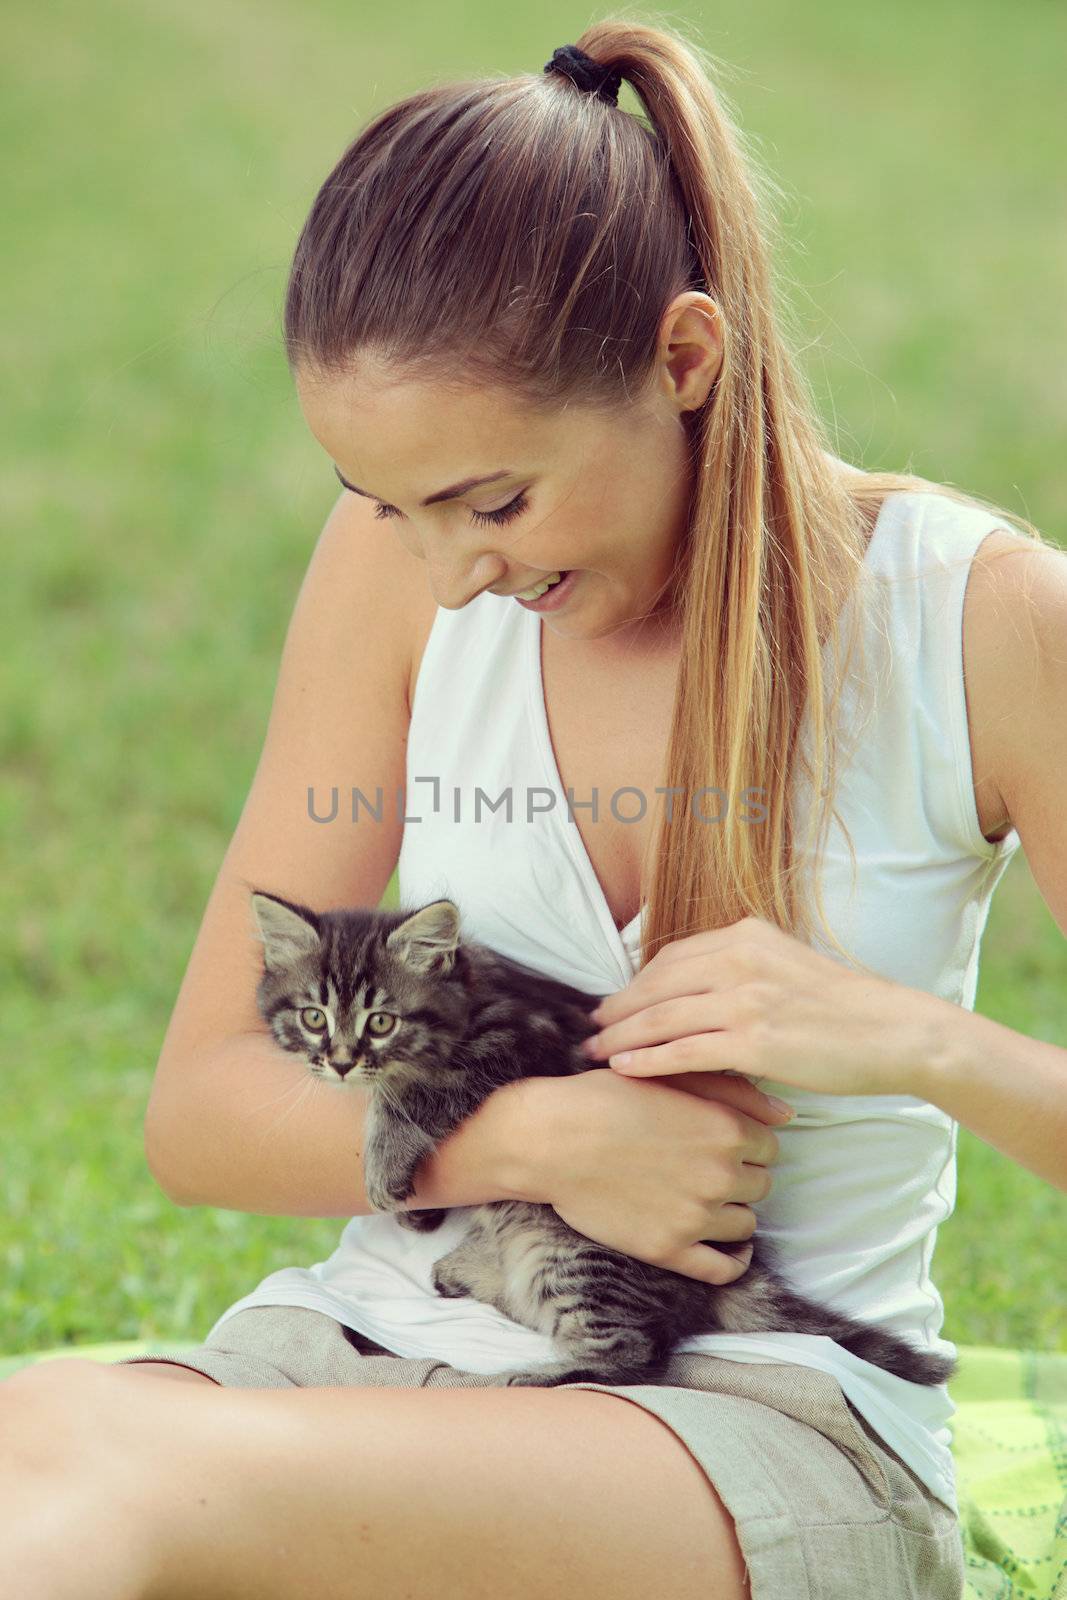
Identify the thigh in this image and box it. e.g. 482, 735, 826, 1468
6, 1350, 749, 1600
112, 1313, 965, 1598
109, 1312, 750, 1596
124, 1374, 754, 1600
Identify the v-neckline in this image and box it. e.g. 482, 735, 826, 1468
524, 618, 648, 948
522, 491, 895, 951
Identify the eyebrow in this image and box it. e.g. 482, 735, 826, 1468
333, 464, 516, 507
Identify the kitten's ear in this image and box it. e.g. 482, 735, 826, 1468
386, 900, 461, 975
250, 891, 322, 968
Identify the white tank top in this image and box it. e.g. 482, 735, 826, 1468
210, 487, 1020, 1515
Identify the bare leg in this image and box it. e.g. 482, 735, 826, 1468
2, 1360, 751, 1600
0, 1361, 161, 1600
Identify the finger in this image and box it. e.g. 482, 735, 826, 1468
605, 1039, 695, 1074
669, 1239, 755, 1287
592, 940, 756, 1026
587, 991, 732, 1060
588, 953, 713, 1030
710, 1195, 764, 1232
608, 1030, 747, 1078
672, 1071, 795, 1128
589, 951, 723, 1027
751, 1111, 789, 1159
697, 1157, 774, 1209
734, 1160, 776, 1201
657, 1076, 787, 1165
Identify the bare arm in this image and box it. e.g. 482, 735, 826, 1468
911, 529, 1067, 1192
145, 489, 545, 1215
916, 1009, 1067, 1193
159, 1031, 547, 1216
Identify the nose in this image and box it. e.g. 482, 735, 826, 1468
425, 545, 508, 610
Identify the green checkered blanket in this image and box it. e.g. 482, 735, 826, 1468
949, 1345, 1066, 1599
2, 1338, 1063, 1597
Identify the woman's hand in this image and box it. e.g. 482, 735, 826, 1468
527, 1066, 793, 1286
581, 915, 943, 1098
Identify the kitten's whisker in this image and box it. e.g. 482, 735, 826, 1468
252, 1073, 318, 1147
374, 1076, 423, 1133
245, 1072, 317, 1121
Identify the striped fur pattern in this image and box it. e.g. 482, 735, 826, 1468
250, 891, 957, 1390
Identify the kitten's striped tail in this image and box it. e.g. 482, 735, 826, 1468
778, 1287, 958, 1386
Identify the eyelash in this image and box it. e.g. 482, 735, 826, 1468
370, 490, 530, 527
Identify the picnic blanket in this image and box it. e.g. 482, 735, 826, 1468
1, 1338, 1063, 1597
949, 1344, 1066, 1599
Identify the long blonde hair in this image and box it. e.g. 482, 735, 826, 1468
283, 16, 1052, 971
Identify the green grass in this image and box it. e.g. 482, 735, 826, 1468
2, 0, 1065, 1358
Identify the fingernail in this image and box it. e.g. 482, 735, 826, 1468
737, 1243, 755, 1266
767, 1096, 796, 1119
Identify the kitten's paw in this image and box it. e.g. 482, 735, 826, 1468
365, 1167, 419, 1212
502, 1369, 575, 1388
431, 1262, 471, 1298
397, 1208, 447, 1233
501, 1362, 638, 1387
382, 1158, 436, 1205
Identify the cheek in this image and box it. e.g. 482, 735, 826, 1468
579, 467, 646, 546
392, 526, 425, 560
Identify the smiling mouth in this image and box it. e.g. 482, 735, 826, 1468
496, 570, 570, 600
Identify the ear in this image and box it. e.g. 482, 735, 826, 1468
250, 891, 322, 967
385, 900, 461, 975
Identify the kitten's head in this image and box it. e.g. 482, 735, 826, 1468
249, 891, 473, 1087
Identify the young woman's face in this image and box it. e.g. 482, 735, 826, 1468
295, 349, 702, 647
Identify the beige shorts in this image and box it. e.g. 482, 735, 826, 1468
116, 1305, 964, 1600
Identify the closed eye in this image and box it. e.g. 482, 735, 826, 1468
371, 490, 529, 528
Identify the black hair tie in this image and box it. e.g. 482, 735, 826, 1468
543, 44, 623, 107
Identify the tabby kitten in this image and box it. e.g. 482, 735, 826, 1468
251, 890, 957, 1390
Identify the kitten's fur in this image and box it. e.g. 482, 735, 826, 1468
251, 890, 957, 1390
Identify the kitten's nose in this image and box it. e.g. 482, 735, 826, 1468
330, 1053, 358, 1078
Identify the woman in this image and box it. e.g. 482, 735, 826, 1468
5, 20, 1065, 1600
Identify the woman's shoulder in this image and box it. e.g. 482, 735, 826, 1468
333, 493, 438, 716
401, 559, 439, 717
960, 522, 1067, 848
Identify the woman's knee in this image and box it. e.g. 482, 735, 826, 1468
2, 1355, 111, 1400
0, 1361, 163, 1598
2, 1357, 144, 1475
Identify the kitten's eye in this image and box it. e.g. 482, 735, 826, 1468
300, 1007, 328, 1033
366, 1012, 396, 1037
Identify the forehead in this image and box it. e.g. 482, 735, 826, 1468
295, 358, 615, 496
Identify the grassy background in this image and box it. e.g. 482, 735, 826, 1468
3, 0, 1064, 1357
